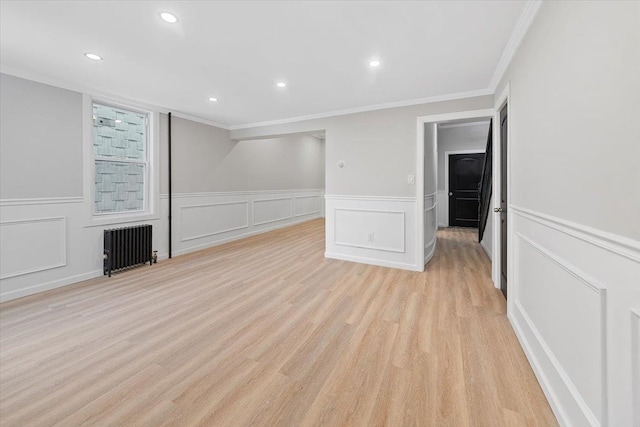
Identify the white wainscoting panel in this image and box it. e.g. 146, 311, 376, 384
437, 190, 448, 227
515, 232, 606, 426
0, 190, 322, 302
509, 206, 640, 427
180, 201, 249, 242
253, 197, 293, 226
0, 217, 67, 279
424, 194, 437, 264
294, 194, 322, 217
334, 209, 405, 253
632, 308, 640, 427
325, 195, 419, 271
172, 189, 324, 256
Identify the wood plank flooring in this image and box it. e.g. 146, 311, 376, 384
0, 219, 557, 426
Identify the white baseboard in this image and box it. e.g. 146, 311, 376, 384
0, 269, 103, 303
324, 251, 422, 271
480, 239, 492, 260
509, 310, 571, 427
173, 215, 322, 257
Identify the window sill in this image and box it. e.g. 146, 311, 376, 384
84, 212, 160, 228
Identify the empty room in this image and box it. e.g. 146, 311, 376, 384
0, 1, 638, 426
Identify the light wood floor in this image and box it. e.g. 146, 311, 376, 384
0, 219, 557, 426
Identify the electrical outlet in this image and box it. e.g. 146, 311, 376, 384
368, 233, 375, 242
407, 174, 415, 184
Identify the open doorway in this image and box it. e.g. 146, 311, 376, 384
416, 109, 495, 276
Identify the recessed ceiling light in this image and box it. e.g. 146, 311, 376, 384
369, 59, 381, 67
115, 119, 122, 123
159, 12, 178, 23
276, 82, 287, 88
208, 97, 218, 102
84, 53, 103, 61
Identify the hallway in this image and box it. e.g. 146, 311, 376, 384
0, 220, 556, 426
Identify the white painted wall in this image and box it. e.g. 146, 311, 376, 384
0, 74, 325, 302
495, 2, 640, 426
424, 123, 437, 264
232, 97, 493, 271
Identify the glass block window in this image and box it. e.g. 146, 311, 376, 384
93, 103, 148, 214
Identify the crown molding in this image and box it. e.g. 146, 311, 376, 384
0, 65, 231, 130
488, 0, 544, 92
228, 88, 493, 130
2, 1, 542, 132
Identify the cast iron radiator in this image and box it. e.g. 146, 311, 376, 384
104, 224, 153, 277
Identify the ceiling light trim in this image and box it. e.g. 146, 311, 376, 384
488, 0, 543, 92
229, 88, 492, 130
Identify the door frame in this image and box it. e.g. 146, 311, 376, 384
416, 108, 494, 271
493, 83, 511, 294
443, 149, 485, 228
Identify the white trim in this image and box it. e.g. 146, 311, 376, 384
230, 88, 492, 130
161, 189, 324, 199
511, 205, 640, 263
632, 308, 640, 427
488, 0, 544, 92
251, 197, 293, 226
0, 269, 103, 303
493, 83, 510, 290
438, 120, 491, 130
0, 65, 230, 130
443, 149, 485, 228
324, 251, 421, 272
509, 307, 573, 427
424, 236, 437, 265
0, 197, 83, 207
179, 201, 250, 242
0, 216, 67, 279
82, 94, 162, 228
416, 108, 494, 273
324, 194, 416, 202
515, 231, 608, 425
170, 216, 321, 258
513, 300, 604, 427
480, 239, 492, 260
333, 208, 406, 253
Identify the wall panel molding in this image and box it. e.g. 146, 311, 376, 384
161, 188, 324, 199
252, 197, 293, 226
0, 217, 67, 279
334, 208, 405, 253
179, 201, 250, 242
511, 205, 640, 263
514, 231, 608, 427
0, 197, 83, 207
325, 194, 416, 202
294, 195, 322, 217
632, 308, 640, 427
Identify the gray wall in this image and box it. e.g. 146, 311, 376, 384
231, 95, 493, 197
162, 115, 324, 194
0, 75, 324, 201
0, 73, 83, 199
495, 1, 640, 240
424, 123, 437, 196
437, 123, 489, 191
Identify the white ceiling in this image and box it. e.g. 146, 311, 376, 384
0, 1, 528, 128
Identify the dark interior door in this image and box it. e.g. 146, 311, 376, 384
499, 104, 508, 299
448, 153, 484, 228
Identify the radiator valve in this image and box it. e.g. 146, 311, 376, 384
152, 250, 158, 264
